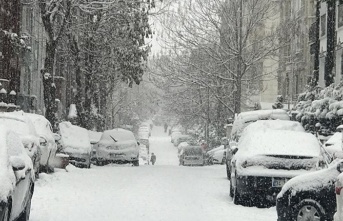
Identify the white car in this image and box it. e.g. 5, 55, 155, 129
212, 148, 226, 165
95, 128, 140, 166
226, 119, 305, 179
0, 126, 35, 221
26, 113, 60, 173
335, 162, 343, 221
0, 112, 41, 178
58, 122, 92, 168
230, 129, 325, 206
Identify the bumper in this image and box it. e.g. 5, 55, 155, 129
276, 194, 291, 221
183, 159, 204, 166
67, 153, 90, 167
236, 176, 289, 201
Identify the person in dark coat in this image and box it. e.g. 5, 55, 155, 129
164, 123, 168, 133
150, 153, 156, 165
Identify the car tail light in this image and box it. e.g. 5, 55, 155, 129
336, 186, 343, 195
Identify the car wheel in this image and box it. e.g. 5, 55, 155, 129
18, 190, 32, 221
233, 185, 241, 205
226, 164, 231, 180
292, 199, 326, 221
230, 180, 234, 198
133, 160, 139, 167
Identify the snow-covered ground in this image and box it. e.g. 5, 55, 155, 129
29, 126, 276, 221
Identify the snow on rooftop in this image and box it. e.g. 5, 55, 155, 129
59, 122, 91, 154
236, 129, 321, 158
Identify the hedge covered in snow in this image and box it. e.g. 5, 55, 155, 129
295, 82, 343, 135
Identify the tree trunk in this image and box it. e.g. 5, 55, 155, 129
312, 0, 320, 86
41, 41, 57, 130
325, 0, 336, 86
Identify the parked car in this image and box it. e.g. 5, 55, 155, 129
177, 142, 189, 156
334, 161, 343, 221
0, 127, 35, 221
88, 130, 103, 164
58, 121, 92, 168
230, 129, 325, 206
26, 113, 60, 173
212, 148, 226, 165
171, 128, 182, 143
226, 119, 303, 179
95, 128, 140, 166
277, 160, 343, 221
0, 112, 41, 178
179, 146, 204, 166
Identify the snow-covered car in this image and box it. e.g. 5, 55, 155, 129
226, 119, 304, 179
325, 132, 343, 159
277, 160, 343, 221
26, 113, 60, 173
0, 127, 35, 221
230, 129, 325, 206
334, 162, 343, 221
212, 149, 226, 165
179, 146, 204, 166
95, 128, 140, 166
173, 134, 191, 147
170, 130, 182, 143
58, 122, 92, 168
139, 144, 149, 165
88, 130, 103, 164
177, 142, 189, 156
0, 112, 41, 178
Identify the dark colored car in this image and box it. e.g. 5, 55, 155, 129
276, 161, 342, 221
0, 128, 35, 221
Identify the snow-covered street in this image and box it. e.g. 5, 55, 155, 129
29, 126, 276, 221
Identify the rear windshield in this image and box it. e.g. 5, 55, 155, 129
184, 147, 203, 155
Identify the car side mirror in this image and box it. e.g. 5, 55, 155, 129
137, 141, 140, 146
10, 157, 26, 171
337, 162, 343, 173
39, 137, 47, 146
232, 148, 239, 155
53, 133, 61, 141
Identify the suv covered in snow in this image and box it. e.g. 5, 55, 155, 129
230, 128, 325, 206
95, 128, 140, 166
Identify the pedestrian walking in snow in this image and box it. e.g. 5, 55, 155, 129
150, 153, 156, 165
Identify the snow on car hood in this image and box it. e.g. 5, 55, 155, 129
277, 160, 342, 198
236, 129, 321, 158
59, 122, 91, 154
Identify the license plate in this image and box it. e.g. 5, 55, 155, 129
272, 178, 288, 187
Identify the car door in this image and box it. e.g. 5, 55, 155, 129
7, 132, 32, 220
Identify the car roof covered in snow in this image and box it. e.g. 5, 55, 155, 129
88, 130, 103, 144
231, 109, 290, 140
59, 121, 91, 152
101, 128, 137, 143
236, 129, 321, 158
26, 113, 52, 136
242, 120, 305, 135
0, 111, 38, 137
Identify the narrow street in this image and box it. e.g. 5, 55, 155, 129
30, 126, 276, 221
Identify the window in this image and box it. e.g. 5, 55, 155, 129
339, 4, 343, 27
321, 14, 326, 36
